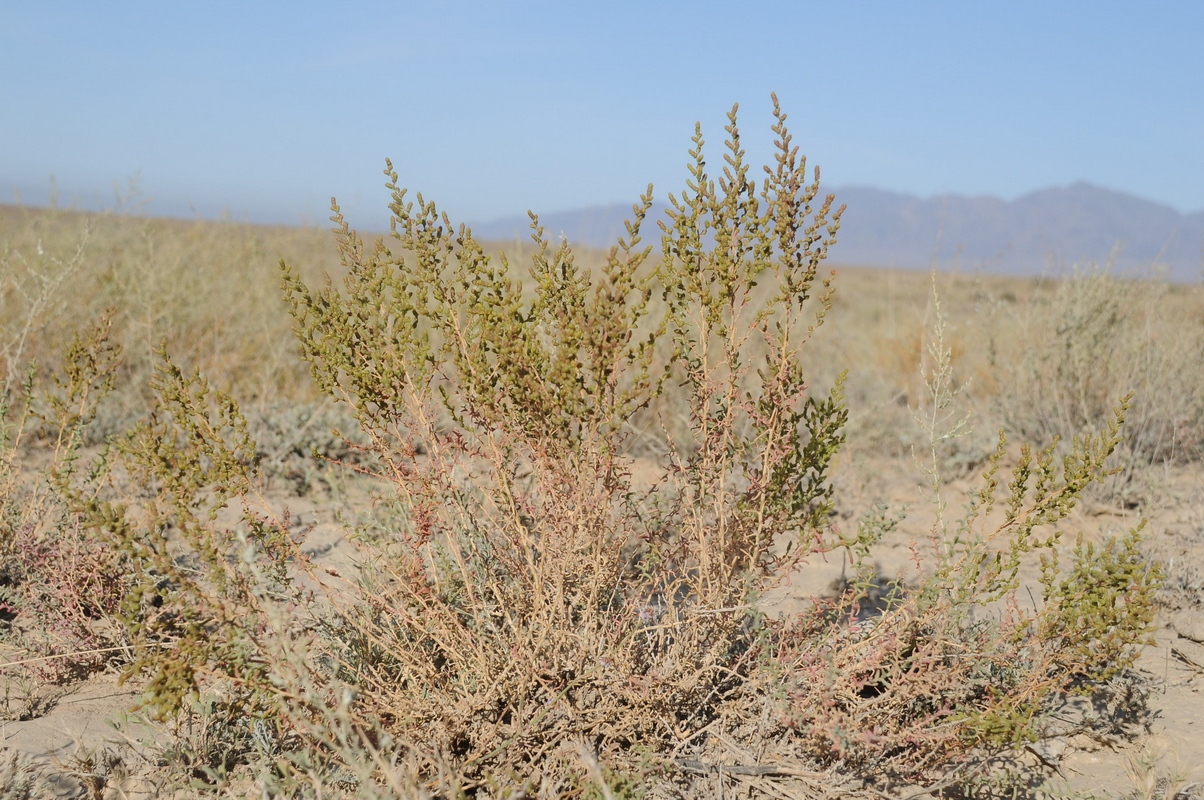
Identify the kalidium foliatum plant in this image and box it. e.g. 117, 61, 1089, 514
61, 97, 1161, 795
277, 97, 854, 788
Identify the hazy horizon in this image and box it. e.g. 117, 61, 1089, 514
8, 177, 1204, 230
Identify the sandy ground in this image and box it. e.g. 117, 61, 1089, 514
2, 451, 1202, 798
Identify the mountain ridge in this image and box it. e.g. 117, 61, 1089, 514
471, 183, 1204, 281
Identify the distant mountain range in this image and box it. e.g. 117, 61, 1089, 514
471, 183, 1204, 281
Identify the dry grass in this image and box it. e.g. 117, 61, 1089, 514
0, 202, 337, 420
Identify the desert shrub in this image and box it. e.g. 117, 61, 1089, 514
769, 420, 1160, 777
740, 280, 1162, 778
0, 315, 134, 684
277, 98, 1159, 790
988, 268, 1204, 474
62, 98, 1163, 795
274, 97, 851, 790
76, 348, 316, 722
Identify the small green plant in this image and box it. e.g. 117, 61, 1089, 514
75, 348, 312, 720
766, 281, 1160, 778
0, 314, 134, 685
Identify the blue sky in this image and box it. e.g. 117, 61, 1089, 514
3, 2, 1202, 229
